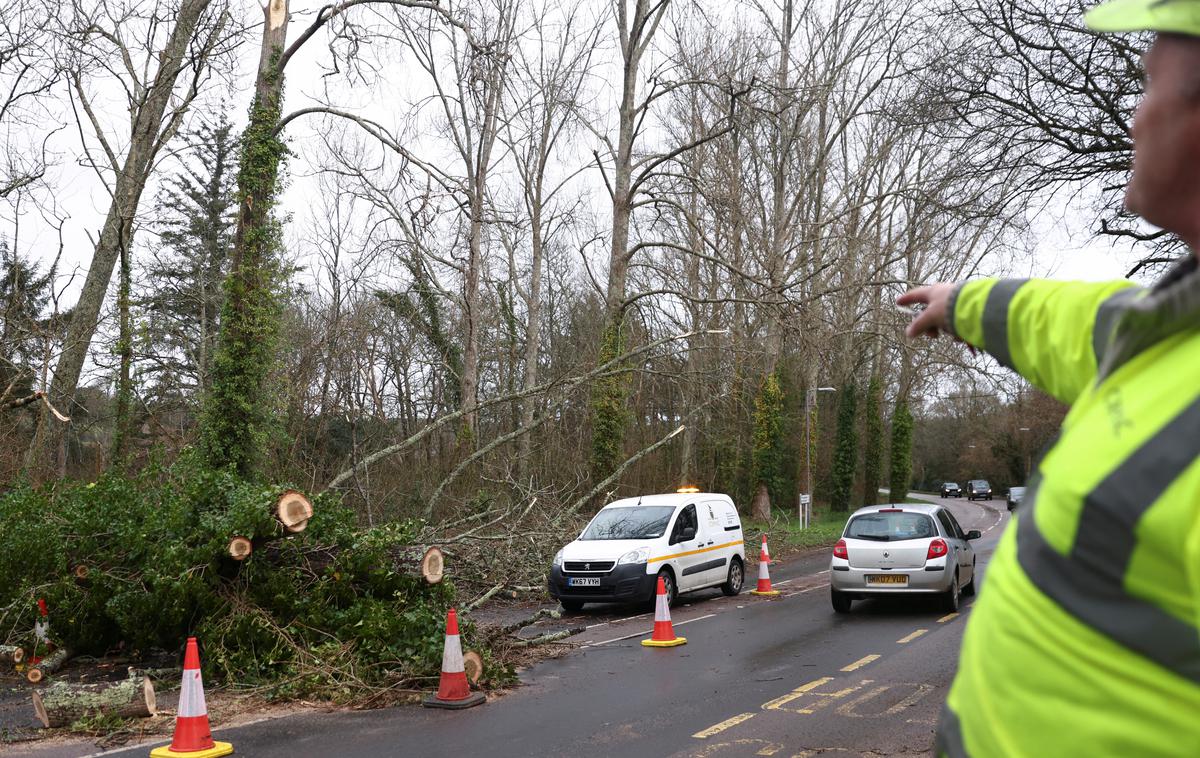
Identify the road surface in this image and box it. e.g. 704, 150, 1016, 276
23, 494, 1008, 758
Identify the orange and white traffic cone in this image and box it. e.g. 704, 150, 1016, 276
423, 608, 486, 709
749, 534, 781, 597
150, 637, 233, 758
641, 576, 687, 647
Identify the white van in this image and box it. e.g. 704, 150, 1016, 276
548, 491, 746, 610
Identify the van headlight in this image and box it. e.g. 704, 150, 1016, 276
552, 549, 564, 567
618, 546, 650, 565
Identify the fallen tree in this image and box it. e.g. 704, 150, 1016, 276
26, 647, 72, 684
32, 673, 155, 728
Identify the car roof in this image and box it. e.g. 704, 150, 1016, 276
847, 503, 941, 518
603, 493, 730, 509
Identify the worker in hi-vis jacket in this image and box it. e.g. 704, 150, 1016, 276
899, 2, 1200, 755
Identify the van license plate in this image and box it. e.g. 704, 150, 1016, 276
867, 574, 908, 585
569, 578, 600, 587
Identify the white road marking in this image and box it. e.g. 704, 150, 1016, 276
937, 612, 959, 624
587, 613, 717, 646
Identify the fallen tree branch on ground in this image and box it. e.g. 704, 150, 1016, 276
32, 673, 156, 728
27, 647, 73, 683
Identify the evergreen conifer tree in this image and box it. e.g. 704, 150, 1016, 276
0, 238, 52, 396
889, 398, 914, 501
140, 114, 239, 409
830, 381, 859, 511
861, 375, 883, 506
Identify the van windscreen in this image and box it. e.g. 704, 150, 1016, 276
581, 506, 676, 540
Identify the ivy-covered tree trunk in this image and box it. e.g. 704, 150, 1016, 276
110, 238, 133, 466
861, 375, 883, 506
750, 372, 785, 521
589, 322, 629, 480
199, 0, 289, 476
889, 397, 914, 502
830, 381, 858, 512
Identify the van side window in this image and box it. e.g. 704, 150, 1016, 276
672, 504, 697, 542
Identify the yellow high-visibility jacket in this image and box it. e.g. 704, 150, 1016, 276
936, 260, 1200, 757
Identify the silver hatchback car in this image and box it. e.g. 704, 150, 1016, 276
829, 504, 980, 614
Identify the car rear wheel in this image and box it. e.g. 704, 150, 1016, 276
943, 571, 961, 612
721, 557, 744, 596
831, 589, 852, 614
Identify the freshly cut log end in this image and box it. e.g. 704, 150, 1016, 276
275, 490, 313, 531
228, 536, 253, 561
73, 565, 90, 580
0, 644, 25, 664
462, 651, 483, 685
27, 647, 72, 684
32, 675, 156, 728
422, 546, 444, 584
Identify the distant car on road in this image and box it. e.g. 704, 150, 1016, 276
830, 504, 980, 613
940, 482, 961, 498
965, 480, 992, 501
1007, 486, 1026, 511
548, 490, 746, 612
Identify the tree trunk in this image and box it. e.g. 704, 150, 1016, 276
274, 490, 313, 532
199, 0, 290, 476
0, 645, 25, 664
26, 647, 72, 683
751, 483, 771, 523
27, 0, 214, 478
32, 674, 155, 728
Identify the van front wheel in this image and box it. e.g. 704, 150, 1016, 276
651, 568, 678, 609
721, 558, 744, 596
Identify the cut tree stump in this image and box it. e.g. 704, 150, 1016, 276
0, 644, 25, 664
462, 651, 483, 684
421, 546, 444, 584
26, 647, 72, 683
73, 565, 90, 580
32, 674, 156, 728
274, 490, 313, 533
228, 536, 253, 560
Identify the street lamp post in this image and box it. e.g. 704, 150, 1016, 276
802, 386, 837, 527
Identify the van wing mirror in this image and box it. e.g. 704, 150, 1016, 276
673, 526, 696, 544
966, 529, 982, 540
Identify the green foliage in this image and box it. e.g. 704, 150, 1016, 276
830, 381, 859, 512
0, 458, 455, 700
589, 321, 630, 480
200, 91, 288, 477
889, 397, 914, 501
861, 376, 883, 507
751, 372, 786, 508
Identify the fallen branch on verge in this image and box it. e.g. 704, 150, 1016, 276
32, 673, 156, 728
509, 628, 583, 648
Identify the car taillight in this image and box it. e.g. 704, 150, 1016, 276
927, 538, 948, 560
833, 539, 848, 559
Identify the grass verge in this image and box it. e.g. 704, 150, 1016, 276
743, 507, 847, 554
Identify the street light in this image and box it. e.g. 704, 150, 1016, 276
801, 386, 837, 527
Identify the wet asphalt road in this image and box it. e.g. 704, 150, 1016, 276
24, 495, 1007, 758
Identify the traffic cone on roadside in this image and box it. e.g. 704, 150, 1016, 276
749, 534, 781, 597
150, 637, 233, 758
423, 608, 486, 709
641, 576, 687, 647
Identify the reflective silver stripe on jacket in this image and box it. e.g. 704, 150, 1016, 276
1015, 396, 1200, 683
1092, 287, 1142, 365
934, 704, 970, 758
981, 279, 1028, 371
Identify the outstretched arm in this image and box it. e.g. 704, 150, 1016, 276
899, 278, 1140, 404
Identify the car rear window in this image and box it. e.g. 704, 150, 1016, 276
845, 512, 936, 542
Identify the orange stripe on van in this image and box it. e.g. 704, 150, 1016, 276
647, 539, 744, 564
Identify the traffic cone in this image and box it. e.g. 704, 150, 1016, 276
150, 637, 233, 757
749, 534, 781, 597
423, 608, 486, 709
641, 576, 687, 647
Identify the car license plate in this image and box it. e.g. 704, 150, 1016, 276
569, 577, 600, 587
867, 574, 908, 585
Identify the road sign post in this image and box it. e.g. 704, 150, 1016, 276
799, 493, 811, 529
